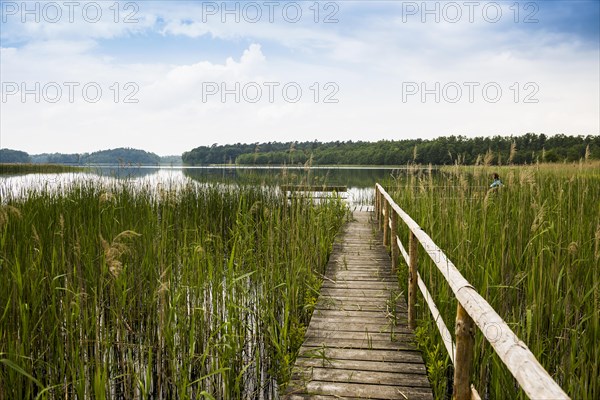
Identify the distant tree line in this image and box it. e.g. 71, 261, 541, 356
182, 134, 600, 166
1, 148, 182, 165
0, 149, 31, 163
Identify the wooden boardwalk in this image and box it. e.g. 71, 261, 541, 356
284, 211, 433, 399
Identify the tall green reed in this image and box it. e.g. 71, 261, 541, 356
0, 179, 347, 399
389, 164, 599, 399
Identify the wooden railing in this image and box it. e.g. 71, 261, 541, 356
280, 184, 347, 192
374, 184, 569, 400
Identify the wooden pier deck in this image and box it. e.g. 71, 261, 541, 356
284, 211, 433, 399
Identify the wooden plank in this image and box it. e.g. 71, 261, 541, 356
285, 211, 432, 399
328, 260, 392, 265
322, 277, 397, 283
287, 381, 433, 400
319, 286, 393, 292
311, 310, 406, 318
328, 266, 392, 271
306, 322, 411, 334
309, 319, 409, 329
326, 268, 394, 273
311, 309, 406, 319
322, 276, 397, 282
329, 255, 389, 259
318, 289, 393, 298
308, 316, 403, 326
293, 358, 428, 375
315, 297, 402, 305
291, 367, 431, 387
302, 338, 417, 351
326, 268, 396, 274
314, 304, 397, 312
297, 347, 424, 363
305, 330, 415, 343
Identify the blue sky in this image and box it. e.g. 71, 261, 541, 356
1, 0, 599, 155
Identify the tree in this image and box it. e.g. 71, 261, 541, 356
182, 134, 600, 166
0, 149, 31, 163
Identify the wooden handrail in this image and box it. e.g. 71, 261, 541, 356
281, 184, 347, 192
374, 183, 569, 400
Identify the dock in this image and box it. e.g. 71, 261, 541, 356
284, 210, 433, 399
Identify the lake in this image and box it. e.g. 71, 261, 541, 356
0, 165, 409, 204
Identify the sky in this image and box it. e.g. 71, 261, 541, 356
1, 0, 599, 156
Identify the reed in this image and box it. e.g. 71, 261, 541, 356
0, 164, 84, 175
0, 179, 347, 398
389, 163, 599, 399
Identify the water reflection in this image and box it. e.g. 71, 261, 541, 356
182, 166, 395, 188
0, 166, 404, 205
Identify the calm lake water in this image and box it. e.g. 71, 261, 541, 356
0, 166, 407, 205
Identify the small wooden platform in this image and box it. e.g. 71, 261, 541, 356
282, 185, 348, 192
284, 212, 433, 399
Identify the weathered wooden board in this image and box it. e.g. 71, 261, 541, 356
291, 368, 431, 387
293, 358, 428, 375
284, 211, 433, 399
286, 381, 433, 400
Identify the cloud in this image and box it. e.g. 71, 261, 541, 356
0, 1, 598, 155
0, 1, 158, 43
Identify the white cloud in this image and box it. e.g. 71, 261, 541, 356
0, 2, 598, 155
1, 2, 158, 42
160, 20, 211, 38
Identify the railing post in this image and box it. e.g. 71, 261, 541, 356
408, 231, 418, 329
378, 192, 384, 232
453, 303, 475, 400
383, 201, 390, 247
374, 185, 379, 221
391, 210, 398, 272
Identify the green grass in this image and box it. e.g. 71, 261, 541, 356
388, 163, 599, 399
0, 164, 85, 175
0, 179, 348, 398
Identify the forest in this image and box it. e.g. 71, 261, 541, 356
3, 134, 598, 167
0, 148, 182, 165
182, 134, 600, 166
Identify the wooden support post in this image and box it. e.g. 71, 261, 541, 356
408, 232, 418, 329
453, 303, 475, 400
378, 193, 384, 232
374, 186, 379, 221
391, 210, 398, 272
383, 201, 390, 247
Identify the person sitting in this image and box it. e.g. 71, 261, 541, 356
490, 173, 503, 188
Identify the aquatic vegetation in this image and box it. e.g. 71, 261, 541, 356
0, 180, 347, 398
389, 163, 599, 399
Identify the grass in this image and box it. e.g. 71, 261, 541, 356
0, 178, 348, 398
0, 164, 84, 175
388, 162, 599, 399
